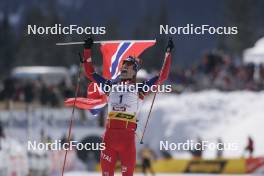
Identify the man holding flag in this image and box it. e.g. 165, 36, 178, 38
66, 37, 173, 176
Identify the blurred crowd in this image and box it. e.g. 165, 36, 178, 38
0, 77, 76, 109
170, 51, 264, 92
1, 51, 264, 109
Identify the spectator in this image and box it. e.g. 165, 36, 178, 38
244, 136, 254, 158
49, 86, 60, 107
0, 121, 5, 150
1, 77, 15, 109
139, 144, 156, 176
190, 137, 203, 159
24, 82, 35, 103
39, 83, 50, 106
216, 138, 224, 158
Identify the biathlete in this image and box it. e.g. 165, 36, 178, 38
81, 37, 173, 176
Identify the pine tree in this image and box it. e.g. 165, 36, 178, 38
0, 14, 16, 77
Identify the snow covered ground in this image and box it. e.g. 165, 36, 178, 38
64, 171, 251, 176
1, 90, 264, 175
137, 90, 264, 159
2, 90, 263, 159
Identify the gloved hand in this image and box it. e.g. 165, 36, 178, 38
79, 52, 84, 63
84, 37, 93, 49
166, 38, 174, 52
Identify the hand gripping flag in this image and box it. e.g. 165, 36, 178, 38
101, 40, 156, 79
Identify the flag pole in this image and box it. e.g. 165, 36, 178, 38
56, 39, 156, 46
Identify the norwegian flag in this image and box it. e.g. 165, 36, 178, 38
100, 40, 156, 79
64, 82, 107, 115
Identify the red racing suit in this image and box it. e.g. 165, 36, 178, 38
83, 48, 171, 176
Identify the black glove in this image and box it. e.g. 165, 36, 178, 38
166, 38, 174, 52
78, 52, 84, 63
84, 37, 93, 49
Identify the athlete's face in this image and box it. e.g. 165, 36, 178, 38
120, 61, 136, 80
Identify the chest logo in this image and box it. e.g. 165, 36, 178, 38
112, 106, 126, 111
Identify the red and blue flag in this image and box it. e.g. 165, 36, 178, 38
101, 40, 156, 79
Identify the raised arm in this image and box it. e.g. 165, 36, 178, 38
82, 37, 112, 90
139, 39, 174, 97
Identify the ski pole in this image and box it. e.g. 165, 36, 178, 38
61, 53, 83, 176
140, 52, 170, 144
